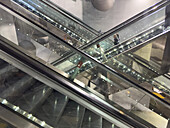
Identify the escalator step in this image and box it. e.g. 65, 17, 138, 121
0, 75, 35, 102
102, 118, 118, 128
57, 99, 84, 128
33, 90, 68, 127
81, 109, 102, 128
12, 83, 52, 113
0, 59, 9, 68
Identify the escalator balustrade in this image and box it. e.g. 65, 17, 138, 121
0, 59, 117, 128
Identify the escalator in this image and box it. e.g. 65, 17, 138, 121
0, 0, 170, 128
0, 58, 121, 128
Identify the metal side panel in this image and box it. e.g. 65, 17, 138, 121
0, 105, 38, 128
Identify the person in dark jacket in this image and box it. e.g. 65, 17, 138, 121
165, 2, 170, 28
113, 34, 120, 45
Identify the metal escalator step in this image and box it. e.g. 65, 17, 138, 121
0, 75, 35, 102
10, 81, 45, 106
30, 86, 53, 113
102, 118, 116, 128
33, 91, 68, 127
0, 59, 8, 69
81, 109, 102, 128
0, 71, 27, 94
2, 70, 27, 86
12, 83, 52, 113
0, 65, 17, 82
56, 99, 85, 128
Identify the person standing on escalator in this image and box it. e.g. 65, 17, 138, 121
113, 33, 120, 45
165, 1, 170, 29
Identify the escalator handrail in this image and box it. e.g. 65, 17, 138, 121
38, 0, 99, 35
0, 35, 156, 128
13, 0, 168, 48
1, 0, 170, 109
